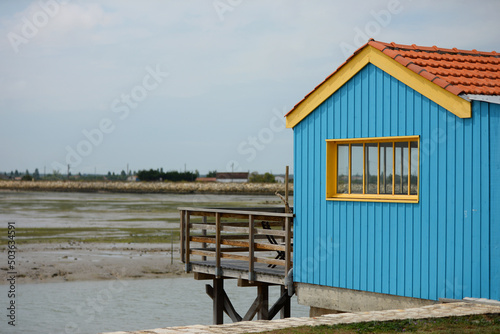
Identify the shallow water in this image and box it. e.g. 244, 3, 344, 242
0, 277, 309, 334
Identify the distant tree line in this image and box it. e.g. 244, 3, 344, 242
137, 169, 199, 182
2, 168, 284, 184
2, 168, 134, 181
248, 172, 275, 183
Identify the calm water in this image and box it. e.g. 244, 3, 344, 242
0, 277, 309, 334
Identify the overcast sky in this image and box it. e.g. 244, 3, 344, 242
1, 0, 499, 176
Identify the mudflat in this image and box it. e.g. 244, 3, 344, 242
0, 190, 289, 284
1, 242, 186, 284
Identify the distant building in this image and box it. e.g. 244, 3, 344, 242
195, 177, 217, 182
273, 174, 294, 183
216, 172, 249, 183
127, 175, 139, 182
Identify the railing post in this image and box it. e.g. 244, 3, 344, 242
180, 210, 185, 263
215, 212, 221, 278
185, 212, 191, 272
202, 216, 207, 261
248, 214, 255, 282
285, 216, 291, 277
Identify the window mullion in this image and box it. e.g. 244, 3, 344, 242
400, 142, 404, 194
407, 141, 411, 196
377, 143, 380, 195
348, 144, 351, 194
392, 142, 395, 195
362, 143, 366, 194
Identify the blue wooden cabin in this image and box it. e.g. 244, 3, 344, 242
285, 40, 500, 312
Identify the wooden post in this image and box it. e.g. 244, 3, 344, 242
170, 229, 173, 265
285, 166, 289, 212
202, 216, 207, 261
285, 216, 291, 276
257, 284, 269, 320
248, 214, 255, 282
180, 210, 185, 263
185, 212, 191, 272
213, 278, 224, 325
215, 212, 221, 278
280, 285, 291, 319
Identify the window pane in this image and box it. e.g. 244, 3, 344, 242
410, 141, 418, 195
337, 144, 349, 194
365, 143, 378, 194
394, 142, 408, 194
351, 144, 363, 194
379, 143, 393, 194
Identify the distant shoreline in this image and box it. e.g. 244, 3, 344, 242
0, 180, 293, 195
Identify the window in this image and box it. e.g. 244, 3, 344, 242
326, 136, 419, 203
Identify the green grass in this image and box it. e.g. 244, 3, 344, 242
0, 227, 180, 245
256, 314, 500, 334
256, 314, 500, 333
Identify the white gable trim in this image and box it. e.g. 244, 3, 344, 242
462, 94, 500, 105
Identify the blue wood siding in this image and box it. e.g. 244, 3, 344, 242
293, 63, 499, 301
489, 102, 500, 301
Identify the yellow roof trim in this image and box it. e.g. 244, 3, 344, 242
286, 45, 471, 128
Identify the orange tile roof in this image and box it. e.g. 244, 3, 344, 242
368, 40, 500, 96
288, 40, 500, 116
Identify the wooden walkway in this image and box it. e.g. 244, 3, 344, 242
190, 259, 287, 285
179, 207, 294, 324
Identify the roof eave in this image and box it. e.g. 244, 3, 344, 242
462, 94, 500, 106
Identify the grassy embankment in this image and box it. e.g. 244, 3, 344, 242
257, 313, 500, 333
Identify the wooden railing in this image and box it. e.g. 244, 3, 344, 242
179, 207, 293, 281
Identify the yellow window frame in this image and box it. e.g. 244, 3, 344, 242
326, 136, 419, 203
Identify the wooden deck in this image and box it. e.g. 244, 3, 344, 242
190, 259, 287, 285
179, 207, 294, 283
178, 206, 294, 324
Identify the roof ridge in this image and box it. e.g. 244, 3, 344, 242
371, 40, 499, 57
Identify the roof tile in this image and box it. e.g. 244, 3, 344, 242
287, 40, 500, 117
368, 40, 500, 96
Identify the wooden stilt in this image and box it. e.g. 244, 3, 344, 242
280, 285, 291, 319
257, 284, 269, 320
269, 286, 291, 320
213, 278, 224, 324
243, 295, 262, 321
206, 281, 294, 323
206, 282, 242, 322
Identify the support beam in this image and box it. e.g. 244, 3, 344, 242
280, 285, 291, 319
237, 278, 278, 287
206, 280, 243, 323
243, 295, 262, 321
196, 272, 234, 280
213, 278, 224, 324
194, 272, 215, 280
269, 287, 292, 320
257, 284, 269, 320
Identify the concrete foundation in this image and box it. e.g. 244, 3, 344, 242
309, 306, 344, 317
296, 283, 437, 313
